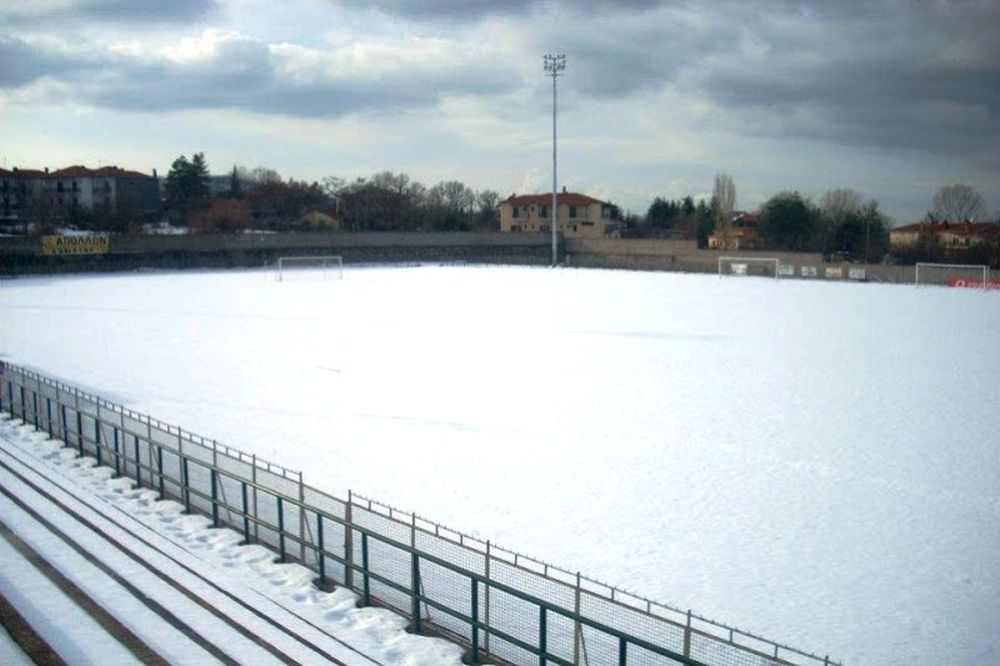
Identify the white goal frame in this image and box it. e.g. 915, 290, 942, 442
718, 256, 780, 278
276, 255, 343, 282
915, 262, 988, 290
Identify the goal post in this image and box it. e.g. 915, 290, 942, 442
276, 255, 343, 282
914, 262, 989, 290
718, 256, 780, 278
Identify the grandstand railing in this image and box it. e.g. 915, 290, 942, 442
0, 361, 840, 666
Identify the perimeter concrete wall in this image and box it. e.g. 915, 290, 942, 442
564, 237, 918, 283
0, 232, 553, 275
0, 231, 922, 283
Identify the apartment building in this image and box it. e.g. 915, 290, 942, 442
498, 189, 620, 237
0, 165, 159, 223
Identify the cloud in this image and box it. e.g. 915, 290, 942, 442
331, 0, 662, 21
0, 36, 97, 87
1, 31, 520, 118
0, 0, 219, 25
484, 0, 1000, 165
679, 1, 1000, 164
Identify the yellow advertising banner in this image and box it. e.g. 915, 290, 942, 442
41, 235, 111, 256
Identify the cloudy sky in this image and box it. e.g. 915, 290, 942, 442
2, 0, 998, 221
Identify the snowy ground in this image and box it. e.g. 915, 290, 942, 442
1, 265, 998, 665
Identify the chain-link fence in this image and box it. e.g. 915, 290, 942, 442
0, 362, 841, 666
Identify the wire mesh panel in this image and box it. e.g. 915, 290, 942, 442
303, 486, 349, 582
351, 503, 415, 617
413, 527, 485, 644
34, 379, 59, 436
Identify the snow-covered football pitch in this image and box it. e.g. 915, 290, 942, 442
1, 264, 997, 665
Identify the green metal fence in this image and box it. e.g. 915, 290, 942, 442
0, 361, 840, 666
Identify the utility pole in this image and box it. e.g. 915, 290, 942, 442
543, 54, 566, 267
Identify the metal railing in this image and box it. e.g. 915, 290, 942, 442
0, 361, 841, 666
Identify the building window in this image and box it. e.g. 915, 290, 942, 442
512, 207, 520, 218
540, 206, 547, 218
569, 206, 578, 218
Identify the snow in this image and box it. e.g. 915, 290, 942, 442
0, 624, 34, 666
0, 418, 468, 665
1, 265, 998, 665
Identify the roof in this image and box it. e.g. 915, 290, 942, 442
732, 211, 760, 226
0, 168, 48, 179
50, 166, 152, 179
0, 166, 152, 179
501, 192, 606, 208
891, 221, 999, 236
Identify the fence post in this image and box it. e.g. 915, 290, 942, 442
211, 469, 219, 527
484, 540, 492, 655
157, 446, 164, 498
684, 610, 692, 657
539, 607, 547, 666
618, 638, 627, 665
573, 572, 582, 665
361, 532, 370, 606
20, 385, 25, 423
471, 578, 480, 664
299, 471, 306, 564
241, 482, 250, 543
60, 405, 67, 444
345, 489, 354, 590
146, 420, 153, 491
113, 426, 121, 477
182, 457, 190, 513
317, 514, 327, 587
411, 552, 421, 633
46, 398, 53, 438
74, 393, 82, 456
95, 419, 102, 466
252, 453, 259, 543
277, 496, 286, 562
31, 389, 38, 429
134, 435, 141, 487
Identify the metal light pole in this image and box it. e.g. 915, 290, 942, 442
544, 54, 566, 267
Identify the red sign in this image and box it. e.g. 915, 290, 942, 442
948, 278, 1000, 290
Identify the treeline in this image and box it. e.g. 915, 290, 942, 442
633, 177, 997, 264
161, 154, 501, 233
626, 187, 892, 261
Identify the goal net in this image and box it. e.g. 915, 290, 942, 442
718, 256, 780, 278
914, 263, 989, 289
276, 255, 343, 282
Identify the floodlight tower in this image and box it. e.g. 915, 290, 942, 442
543, 53, 566, 266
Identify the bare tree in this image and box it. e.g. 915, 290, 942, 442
476, 189, 500, 216
711, 173, 736, 232
820, 188, 864, 224
930, 184, 986, 222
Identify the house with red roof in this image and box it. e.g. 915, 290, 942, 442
708, 211, 761, 250
498, 188, 621, 237
889, 221, 1000, 251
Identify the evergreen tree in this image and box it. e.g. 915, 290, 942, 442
759, 191, 820, 251
165, 152, 211, 206
228, 165, 243, 199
